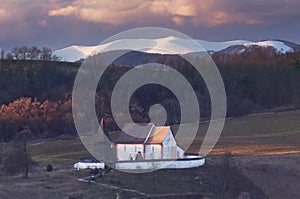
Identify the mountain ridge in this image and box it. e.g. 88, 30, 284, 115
54, 37, 300, 62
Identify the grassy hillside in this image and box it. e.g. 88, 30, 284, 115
28, 109, 300, 166
29, 139, 90, 165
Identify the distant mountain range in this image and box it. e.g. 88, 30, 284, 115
54, 36, 300, 62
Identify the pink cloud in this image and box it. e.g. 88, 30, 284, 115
48, 5, 77, 16
47, 0, 286, 27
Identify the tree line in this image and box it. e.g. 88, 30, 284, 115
0, 46, 60, 61
213, 47, 300, 116
0, 46, 300, 141
0, 59, 78, 104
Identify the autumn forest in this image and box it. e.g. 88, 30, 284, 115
1, 46, 300, 143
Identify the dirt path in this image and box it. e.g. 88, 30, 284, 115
77, 178, 151, 197
0, 156, 266, 199
0, 153, 299, 199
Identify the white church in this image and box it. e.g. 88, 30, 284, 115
114, 123, 185, 161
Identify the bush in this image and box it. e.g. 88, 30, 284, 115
46, 164, 53, 172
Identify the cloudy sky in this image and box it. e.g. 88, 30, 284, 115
0, 0, 300, 51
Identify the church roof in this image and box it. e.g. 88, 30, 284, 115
113, 123, 171, 144
146, 126, 170, 144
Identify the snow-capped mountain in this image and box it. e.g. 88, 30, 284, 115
54, 37, 296, 62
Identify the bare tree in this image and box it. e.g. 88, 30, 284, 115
5, 52, 13, 60
18, 129, 31, 178
2, 129, 32, 178
41, 47, 52, 61
5, 46, 60, 61
19, 46, 29, 60
29, 46, 41, 60
11, 47, 20, 59
0, 49, 4, 60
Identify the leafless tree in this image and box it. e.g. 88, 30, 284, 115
2, 130, 32, 178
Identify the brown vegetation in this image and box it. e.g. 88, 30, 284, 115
0, 98, 74, 143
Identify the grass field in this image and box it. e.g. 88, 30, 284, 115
28, 109, 300, 166
2, 109, 300, 199
191, 109, 300, 155
29, 139, 90, 165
